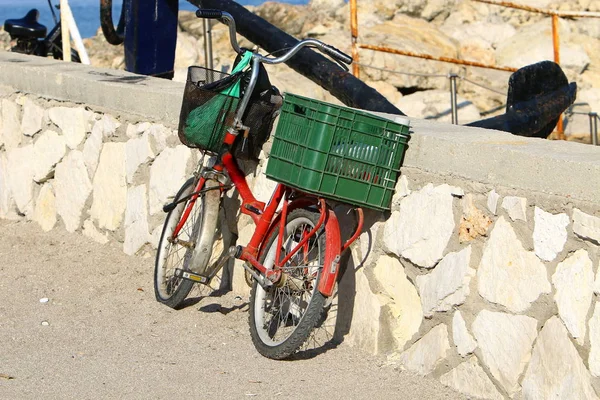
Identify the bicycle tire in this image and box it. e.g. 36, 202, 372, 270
154, 177, 200, 308
248, 208, 327, 359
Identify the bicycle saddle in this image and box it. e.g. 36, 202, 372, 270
4, 9, 47, 39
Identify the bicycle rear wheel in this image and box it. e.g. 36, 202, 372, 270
154, 177, 200, 308
249, 208, 327, 359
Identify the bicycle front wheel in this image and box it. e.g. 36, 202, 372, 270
249, 209, 327, 359
154, 177, 200, 308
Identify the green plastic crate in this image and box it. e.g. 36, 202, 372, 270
265, 93, 411, 210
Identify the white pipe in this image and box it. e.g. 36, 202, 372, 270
59, 0, 71, 62
62, 0, 90, 64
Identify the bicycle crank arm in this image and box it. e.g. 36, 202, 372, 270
241, 262, 273, 290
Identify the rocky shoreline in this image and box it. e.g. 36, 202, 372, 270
2, 0, 599, 139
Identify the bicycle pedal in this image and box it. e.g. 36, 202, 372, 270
176, 269, 210, 284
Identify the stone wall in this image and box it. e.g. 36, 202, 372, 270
1, 53, 600, 399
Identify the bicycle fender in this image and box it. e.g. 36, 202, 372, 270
317, 209, 341, 298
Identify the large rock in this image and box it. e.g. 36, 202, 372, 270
396, 90, 481, 124
48, 107, 93, 150
347, 267, 385, 354
495, 18, 590, 74
383, 184, 456, 268
452, 310, 477, 357
32, 130, 67, 183
125, 133, 155, 184
533, 207, 569, 262
33, 183, 56, 232
1, 99, 22, 150
393, 323, 450, 376
54, 150, 93, 232
521, 317, 599, 400
416, 246, 475, 317
82, 120, 104, 179
0, 153, 18, 219
148, 145, 192, 215
123, 185, 150, 255
90, 143, 127, 231
472, 310, 538, 396
573, 208, 600, 244
372, 255, 423, 352
21, 98, 44, 137
552, 249, 595, 345
477, 216, 551, 313
440, 357, 503, 400
501, 195, 527, 222
6, 145, 35, 216
459, 194, 492, 242
590, 303, 600, 377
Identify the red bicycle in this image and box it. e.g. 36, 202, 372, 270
154, 9, 409, 360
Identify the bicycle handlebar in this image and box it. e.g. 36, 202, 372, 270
195, 9, 353, 66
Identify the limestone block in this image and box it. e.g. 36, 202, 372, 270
32, 130, 67, 183
521, 317, 599, 400
1, 99, 22, 150
54, 151, 93, 232
416, 246, 474, 317
347, 268, 383, 354
487, 189, 499, 215
82, 121, 103, 178
127, 122, 151, 139
459, 194, 492, 242
596, 267, 600, 296
0, 153, 18, 219
573, 209, 600, 244
94, 114, 120, 137
472, 310, 538, 396
90, 143, 127, 231
125, 133, 155, 184
33, 183, 56, 231
452, 310, 477, 357
391, 175, 411, 208
149, 225, 162, 249
145, 123, 173, 153
82, 219, 109, 245
21, 98, 44, 137
49, 107, 93, 149
501, 195, 527, 222
590, 303, 600, 377
552, 249, 595, 345
393, 324, 450, 376
533, 207, 569, 262
6, 144, 35, 216
148, 145, 192, 215
123, 185, 150, 255
373, 255, 423, 351
383, 184, 455, 268
478, 216, 550, 313
440, 357, 503, 400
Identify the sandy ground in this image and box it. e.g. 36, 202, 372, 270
0, 219, 465, 399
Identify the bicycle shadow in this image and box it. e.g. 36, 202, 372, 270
288, 205, 383, 361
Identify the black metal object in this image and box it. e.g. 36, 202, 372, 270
100, 0, 125, 45
467, 61, 577, 138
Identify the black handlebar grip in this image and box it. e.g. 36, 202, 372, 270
323, 44, 353, 65
195, 9, 223, 19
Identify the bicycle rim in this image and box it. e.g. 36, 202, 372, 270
154, 178, 201, 307
249, 209, 326, 359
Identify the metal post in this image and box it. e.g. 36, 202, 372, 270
551, 14, 566, 139
591, 112, 599, 146
449, 73, 459, 124
350, 0, 359, 78
59, 0, 71, 62
203, 18, 214, 72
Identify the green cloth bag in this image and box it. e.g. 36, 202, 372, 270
183, 51, 253, 151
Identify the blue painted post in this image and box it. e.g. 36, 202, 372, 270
124, 0, 179, 78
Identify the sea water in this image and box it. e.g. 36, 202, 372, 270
0, 0, 309, 39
